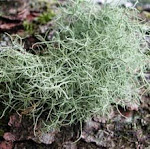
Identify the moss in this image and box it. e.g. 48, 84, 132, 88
37, 10, 55, 24
23, 21, 35, 34
23, 9, 55, 35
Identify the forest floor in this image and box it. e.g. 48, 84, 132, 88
0, 0, 150, 149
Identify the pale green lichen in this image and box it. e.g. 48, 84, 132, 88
0, 1, 149, 130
